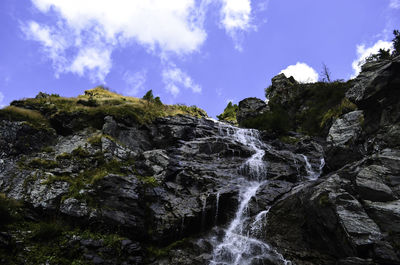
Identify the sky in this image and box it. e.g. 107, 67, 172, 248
0, 0, 399, 117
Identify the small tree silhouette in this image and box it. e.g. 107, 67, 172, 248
320, 63, 331, 83
142, 90, 154, 101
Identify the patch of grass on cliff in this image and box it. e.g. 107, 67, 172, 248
137, 175, 159, 187
0, 106, 50, 130
9, 87, 208, 132
217, 101, 238, 125
28, 158, 59, 169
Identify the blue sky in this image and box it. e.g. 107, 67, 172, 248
0, 0, 399, 117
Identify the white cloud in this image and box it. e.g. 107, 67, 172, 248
390, 0, 400, 9
21, 21, 67, 76
351, 40, 393, 77
279, 62, 318, 83
123, 70, 147, 96
162, 64, 202, 97
24, 0, 209, 82
220, 0, 253, 50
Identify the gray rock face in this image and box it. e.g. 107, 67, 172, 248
265, 73, 298, 105
327, 110, 364, 147
346, 56, 400, 134
236, 97, 269, 125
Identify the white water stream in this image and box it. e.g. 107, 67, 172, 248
209, 122, 291, 265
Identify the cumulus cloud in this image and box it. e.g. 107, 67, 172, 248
220, 0, 253, 50
390, 0, 400, 9
23, 0, 209, 82
162, 65, 202, 97
123, 70, 147, 96
351, 40, 393, 77
279, 62, 318, 83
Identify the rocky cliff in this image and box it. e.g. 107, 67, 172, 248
0, 57, 399, 265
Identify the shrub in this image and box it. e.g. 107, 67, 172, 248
320, 98, 357, 128
217, 102, 238, 125
241, 103, 291, 134
0, 194, 22, 228
142, 90, 154, 101
31, 221, 64, 241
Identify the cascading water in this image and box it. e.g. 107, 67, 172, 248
209, 121, 291, 265
301, 154, 325, 181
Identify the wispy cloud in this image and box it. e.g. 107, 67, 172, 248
162, 64, 202, 97
351, 40, 393, 77
220, 0, 254, 51
22, 0, 210, 82
389, 0, 400, 9
279, 62, 318, 83
123, 70, 147, 96
0, 91, 5, 108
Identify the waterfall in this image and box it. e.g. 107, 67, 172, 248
301, 154, 325, 181
215, 192, 220, 224
209, 121, 291, 265
202, 194, 208, 231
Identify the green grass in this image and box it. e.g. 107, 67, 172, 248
0, 106, 50, 130
6, 87, 208, 133
28, 158, 59, 169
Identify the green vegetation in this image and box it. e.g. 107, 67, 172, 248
41, 146, 55, 153
0, 106, 50, 130
143, 89, 155, 101
147, 238, 189, 258
137, 175, 159, 187
217, 101, 238, 125
1, 214, 126, 265
365, 29, 400, 62
254, 80, 353, 136
28, 158, 59, 169
0, 193, 22, 229
4, 86, 207, 134
241, 102, 291, 134
30, 221, 64, 241
320, 98, 357, 128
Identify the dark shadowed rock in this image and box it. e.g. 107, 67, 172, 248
265, 73, 298, 105
236, 97, 268, 125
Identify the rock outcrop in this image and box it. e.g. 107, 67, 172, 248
236, 97, 269, 125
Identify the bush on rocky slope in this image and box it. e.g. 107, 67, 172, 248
217, 101, 239, 125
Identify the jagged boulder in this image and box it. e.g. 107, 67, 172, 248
265, 73, 298, 105
346, 56, 400, 133
236, 97, 268, 125
325, 110, 364, 170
